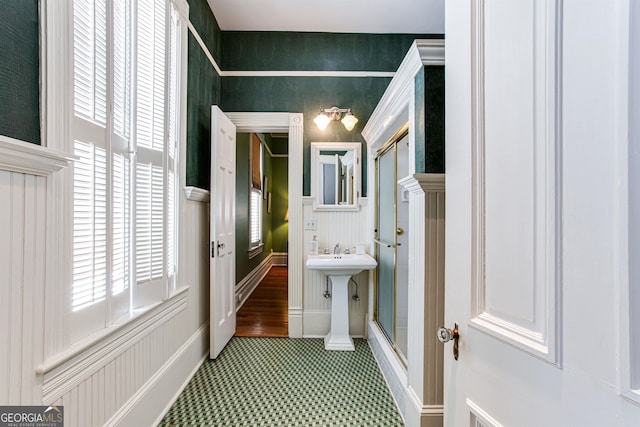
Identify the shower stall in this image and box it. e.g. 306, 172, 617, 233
374, 130, 410, 365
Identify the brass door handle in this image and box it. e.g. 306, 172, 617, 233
437, 323, 459, 360
396, 227, 404, 235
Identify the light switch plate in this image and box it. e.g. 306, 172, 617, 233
304, 218, 317, 230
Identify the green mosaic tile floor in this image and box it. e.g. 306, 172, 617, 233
159, 337, 403, 426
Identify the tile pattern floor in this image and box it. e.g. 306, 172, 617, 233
159, 337, 403, 426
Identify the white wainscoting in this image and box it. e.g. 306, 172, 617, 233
302, 198, 370, 337
0, 170, 48, 405
0, 135, 212, 426
0, 136, 72, 405
39, 194, 211, 427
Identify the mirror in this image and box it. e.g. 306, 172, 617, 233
311, 142, 361, 211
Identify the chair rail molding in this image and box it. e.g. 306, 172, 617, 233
184, 186, 210, 202
0, 135, 74, 176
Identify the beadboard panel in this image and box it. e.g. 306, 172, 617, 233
0, 156, 210, 425
47, 315, 207, 427
0, 170, 47, 405
302, 199, 370, 337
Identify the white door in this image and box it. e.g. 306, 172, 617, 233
444, 1, 640, 426
210, 106, 236, 359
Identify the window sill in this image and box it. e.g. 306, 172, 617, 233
37, 286, 190, 376
248, 243, 264, 259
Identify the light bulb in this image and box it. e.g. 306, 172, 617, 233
314, 113, 331, 131
341, 112, 359, 131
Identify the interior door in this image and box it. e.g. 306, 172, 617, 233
444, 1, 640, 426
210, 106, 236, 359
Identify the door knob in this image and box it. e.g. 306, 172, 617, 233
437, 323, 459, 360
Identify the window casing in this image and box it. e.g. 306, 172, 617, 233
70, 0, 187, 341
249, 134, 263, 257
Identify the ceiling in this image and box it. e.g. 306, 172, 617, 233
207, 0, 444, 34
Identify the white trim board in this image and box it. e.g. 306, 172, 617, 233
184, 186, 210, 202
0, 134, 74, 176
186, 20, 399, 78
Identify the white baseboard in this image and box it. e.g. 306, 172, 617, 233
368, 321, 409, 423
272, 252, 288, 266
289, 308, 303, 338
106, 323, 209, 427
236, 254, 273, 310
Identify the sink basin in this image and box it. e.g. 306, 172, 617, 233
305, 253, 377, 276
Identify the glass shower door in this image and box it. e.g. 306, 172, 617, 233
375, 133, 410, 365
375, 145, 397, 344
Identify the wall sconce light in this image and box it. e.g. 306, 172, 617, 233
313, 107, 359, 131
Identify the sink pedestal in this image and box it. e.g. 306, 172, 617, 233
325, 275, 355, 351
305, 254, 377, 351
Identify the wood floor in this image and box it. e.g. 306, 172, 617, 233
235, 266, 288, 337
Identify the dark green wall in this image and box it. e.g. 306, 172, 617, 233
271, 156, 288, 253
221, 32, 440, 71
415, 66, 445, 173
185, 0, 223, 189
235, 134, 276, 282
222, 76, 398, 196
415, 70, 426, 172
0, 0, 40, 144
219, 32, 444, 196
424, 66, 445, 173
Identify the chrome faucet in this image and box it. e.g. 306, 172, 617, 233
333, 243, 340, 254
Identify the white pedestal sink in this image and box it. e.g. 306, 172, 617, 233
306, 254, 377, 351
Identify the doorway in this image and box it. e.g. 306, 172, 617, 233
225, 112, 304, 338
235, 132, 289, 337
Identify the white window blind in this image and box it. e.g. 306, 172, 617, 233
135, 163, 164, 283
70, 0, 185, 339
112, 0, 131, 139
135, 0, 166, 152
73, 0, 107, 125
250, 189, 262, 246
135, 0, 177, 290
72, 0, 108, 314
249, 135, 263, 249
73, 141, 107, 311
111, 152, 130, 297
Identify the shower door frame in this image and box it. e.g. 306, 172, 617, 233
373, 127, 409, 367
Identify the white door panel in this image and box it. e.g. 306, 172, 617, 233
444, 0, 640, 425
210, 106, 236, 359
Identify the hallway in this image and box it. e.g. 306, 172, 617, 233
236, 266, 289, 337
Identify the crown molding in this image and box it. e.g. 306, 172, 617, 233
186, 19, 401, 79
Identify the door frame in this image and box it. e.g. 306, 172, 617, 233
226, 112, 304, 338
